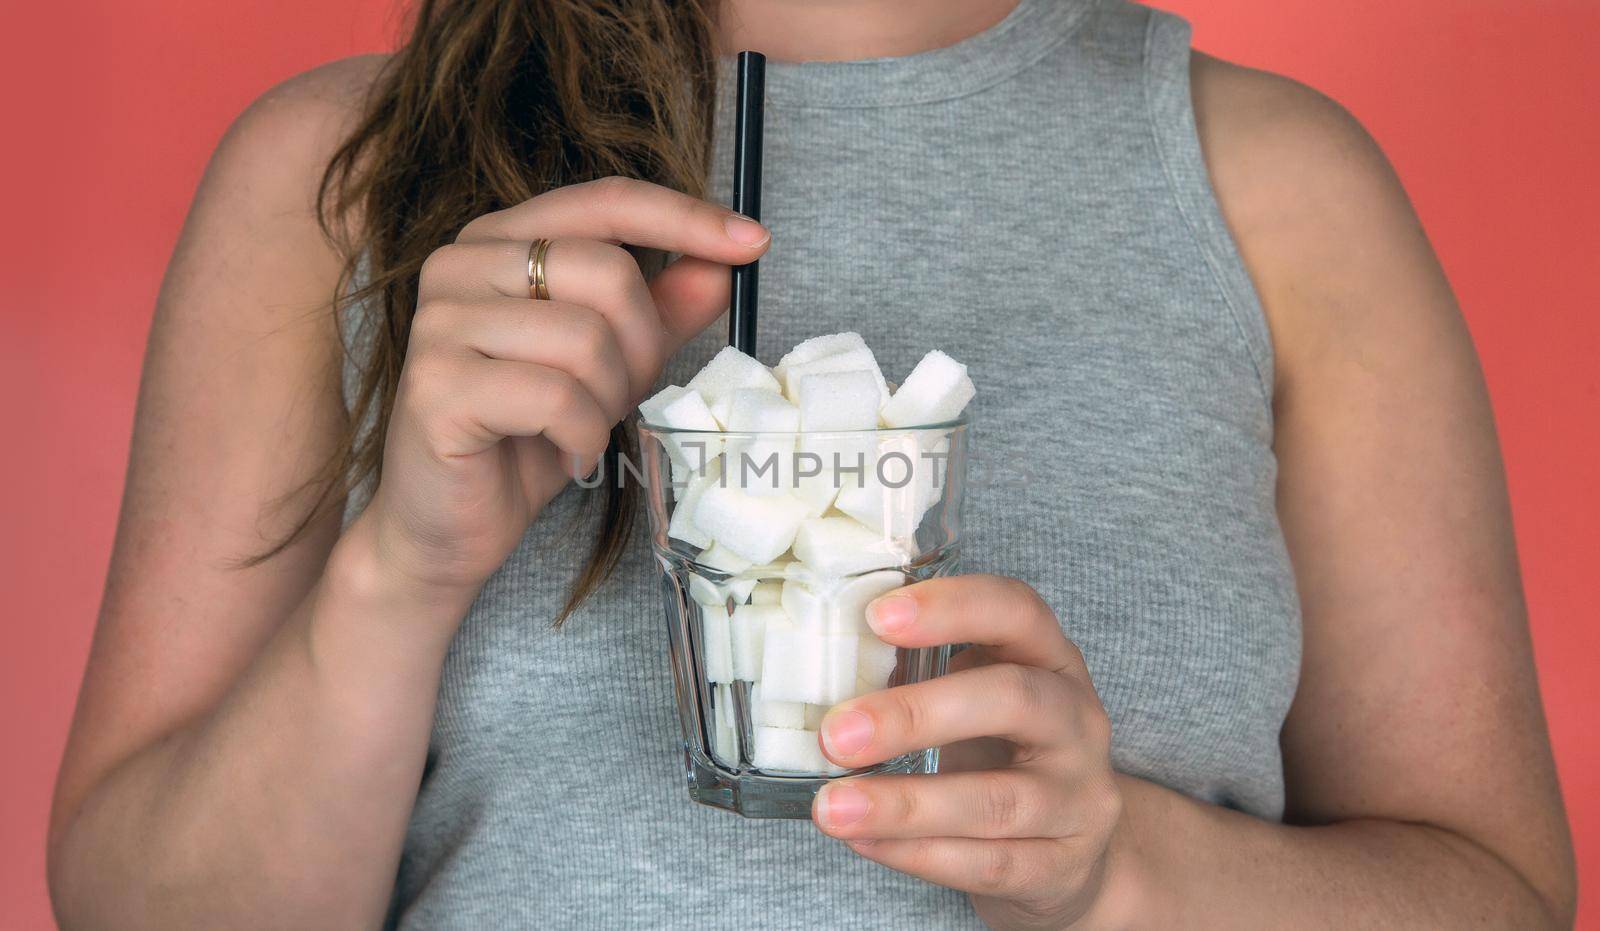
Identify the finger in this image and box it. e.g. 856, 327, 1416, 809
404, 357, 612, 475
416, 239, 538, 302
841, 835, 1078, 905
818, 663, 1079, 768
938, 737, 1015, 773
813, 770, 1073, 840
410, 298, 631, 421
455, 176, 770, 265
864, 575, 1083, 676
534, 238, 667, 401
648, 255, 735, 352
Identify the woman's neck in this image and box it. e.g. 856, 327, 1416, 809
718, 0, 1020, 62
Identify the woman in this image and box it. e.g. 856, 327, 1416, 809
46, 0, 1576, 926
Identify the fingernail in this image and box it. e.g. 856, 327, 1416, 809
724, 214, 770, 246
818, 783, 870, 828
822, 710, 874, 758
867, 595, 916, 635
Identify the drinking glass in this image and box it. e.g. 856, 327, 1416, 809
637, 416, 969, 818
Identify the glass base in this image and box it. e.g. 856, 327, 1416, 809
685, 746, 940, 819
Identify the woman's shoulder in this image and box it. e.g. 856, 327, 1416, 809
198, 55, 391, 241
1186, 53, 1445, 386
227, 54, 390, 151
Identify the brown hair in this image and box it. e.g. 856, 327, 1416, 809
269, 0, 720, 621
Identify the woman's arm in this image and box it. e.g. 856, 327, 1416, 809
44, 58, 465, 928
48, 56, 772, 928
809, 55, 1575, 931
1126, 56, 1576, 926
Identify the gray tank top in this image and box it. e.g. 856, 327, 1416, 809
347, 1, 1302, 925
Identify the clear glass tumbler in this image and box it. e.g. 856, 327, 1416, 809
638, 416, 969, 818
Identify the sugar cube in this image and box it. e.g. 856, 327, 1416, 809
795, 370, 882, 432
781, 346, 890, 408
751, 683, 806, 729
752, 726, 840, 774
792, 516, 911, 578
878, 350, 975, 428
750, 580, 784, 605
780, 577, 832, 632
803, 703, 829, 729
698, 541, 753, 575
721, 390, 800, 497
731, 604, 782, 680
692, 484, 810, 565
727, 578, 758, 604
773, 332, 870, 383
702, 609, 734, 683
638, 385, 723, 467
712, 720, 739, 766
639, 384, 719, 431
686, 346, 781, 407
857, 634, 899, 688
667, 457, 722, 548
688, 573, 724, 606
828, 570, 905, 635
715, 682, 734, 730
759, 616, 859, 705
832, 434, 940, 539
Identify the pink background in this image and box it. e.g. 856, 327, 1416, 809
2, 1, 1596, 926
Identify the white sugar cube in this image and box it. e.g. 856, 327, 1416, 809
879, 350, 975, 428
715, 682, 735, 730
751, 683, 806, 729
791, 455, 843, 516
639, 384, 719, 430
688, 573, 724, 606
750, 580, 783, 605
692, 483, 810, 565
780, 578, 832, 632
639, 385, 723, 467
833, 434, 940, 539
795, 370, 882, 432
731, 604, 781, 680
758, 615, 819, 702
752, 726, 840, 774
759, 617, 859, 705
722, 387, 800, 433
712, 720, 738, 765
709, 393, 733, 430
803, 703, 829, 729
781, 346, 890, 408
686, 346, 782, 407
698, 541, 753, 575
857, 634, 899, 688
667, 457, 722, 548
721, 389, 800, 497
702, 609, 734, 683
727, 578, 759, 604
773, 332, 870, 383
792, 516, 911, 578
819, 634, 862, 703
828, 570, 905, 635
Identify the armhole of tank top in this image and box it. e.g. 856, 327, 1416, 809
1140, 9, 1276, 417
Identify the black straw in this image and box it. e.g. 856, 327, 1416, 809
728, 51, 765, 356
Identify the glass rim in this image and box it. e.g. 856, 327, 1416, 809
637, 412, 970, 437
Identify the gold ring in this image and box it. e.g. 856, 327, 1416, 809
528, 238, 553, 301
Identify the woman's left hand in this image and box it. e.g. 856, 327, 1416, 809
812, 574, 1133, 929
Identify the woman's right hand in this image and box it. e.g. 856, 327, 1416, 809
353, 176, 771, 604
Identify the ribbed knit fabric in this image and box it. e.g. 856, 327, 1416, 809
343, 2, 1302, 926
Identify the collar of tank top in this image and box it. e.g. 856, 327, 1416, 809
715, 0, 1096, 110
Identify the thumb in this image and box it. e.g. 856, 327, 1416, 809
650, 255, 736, 353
